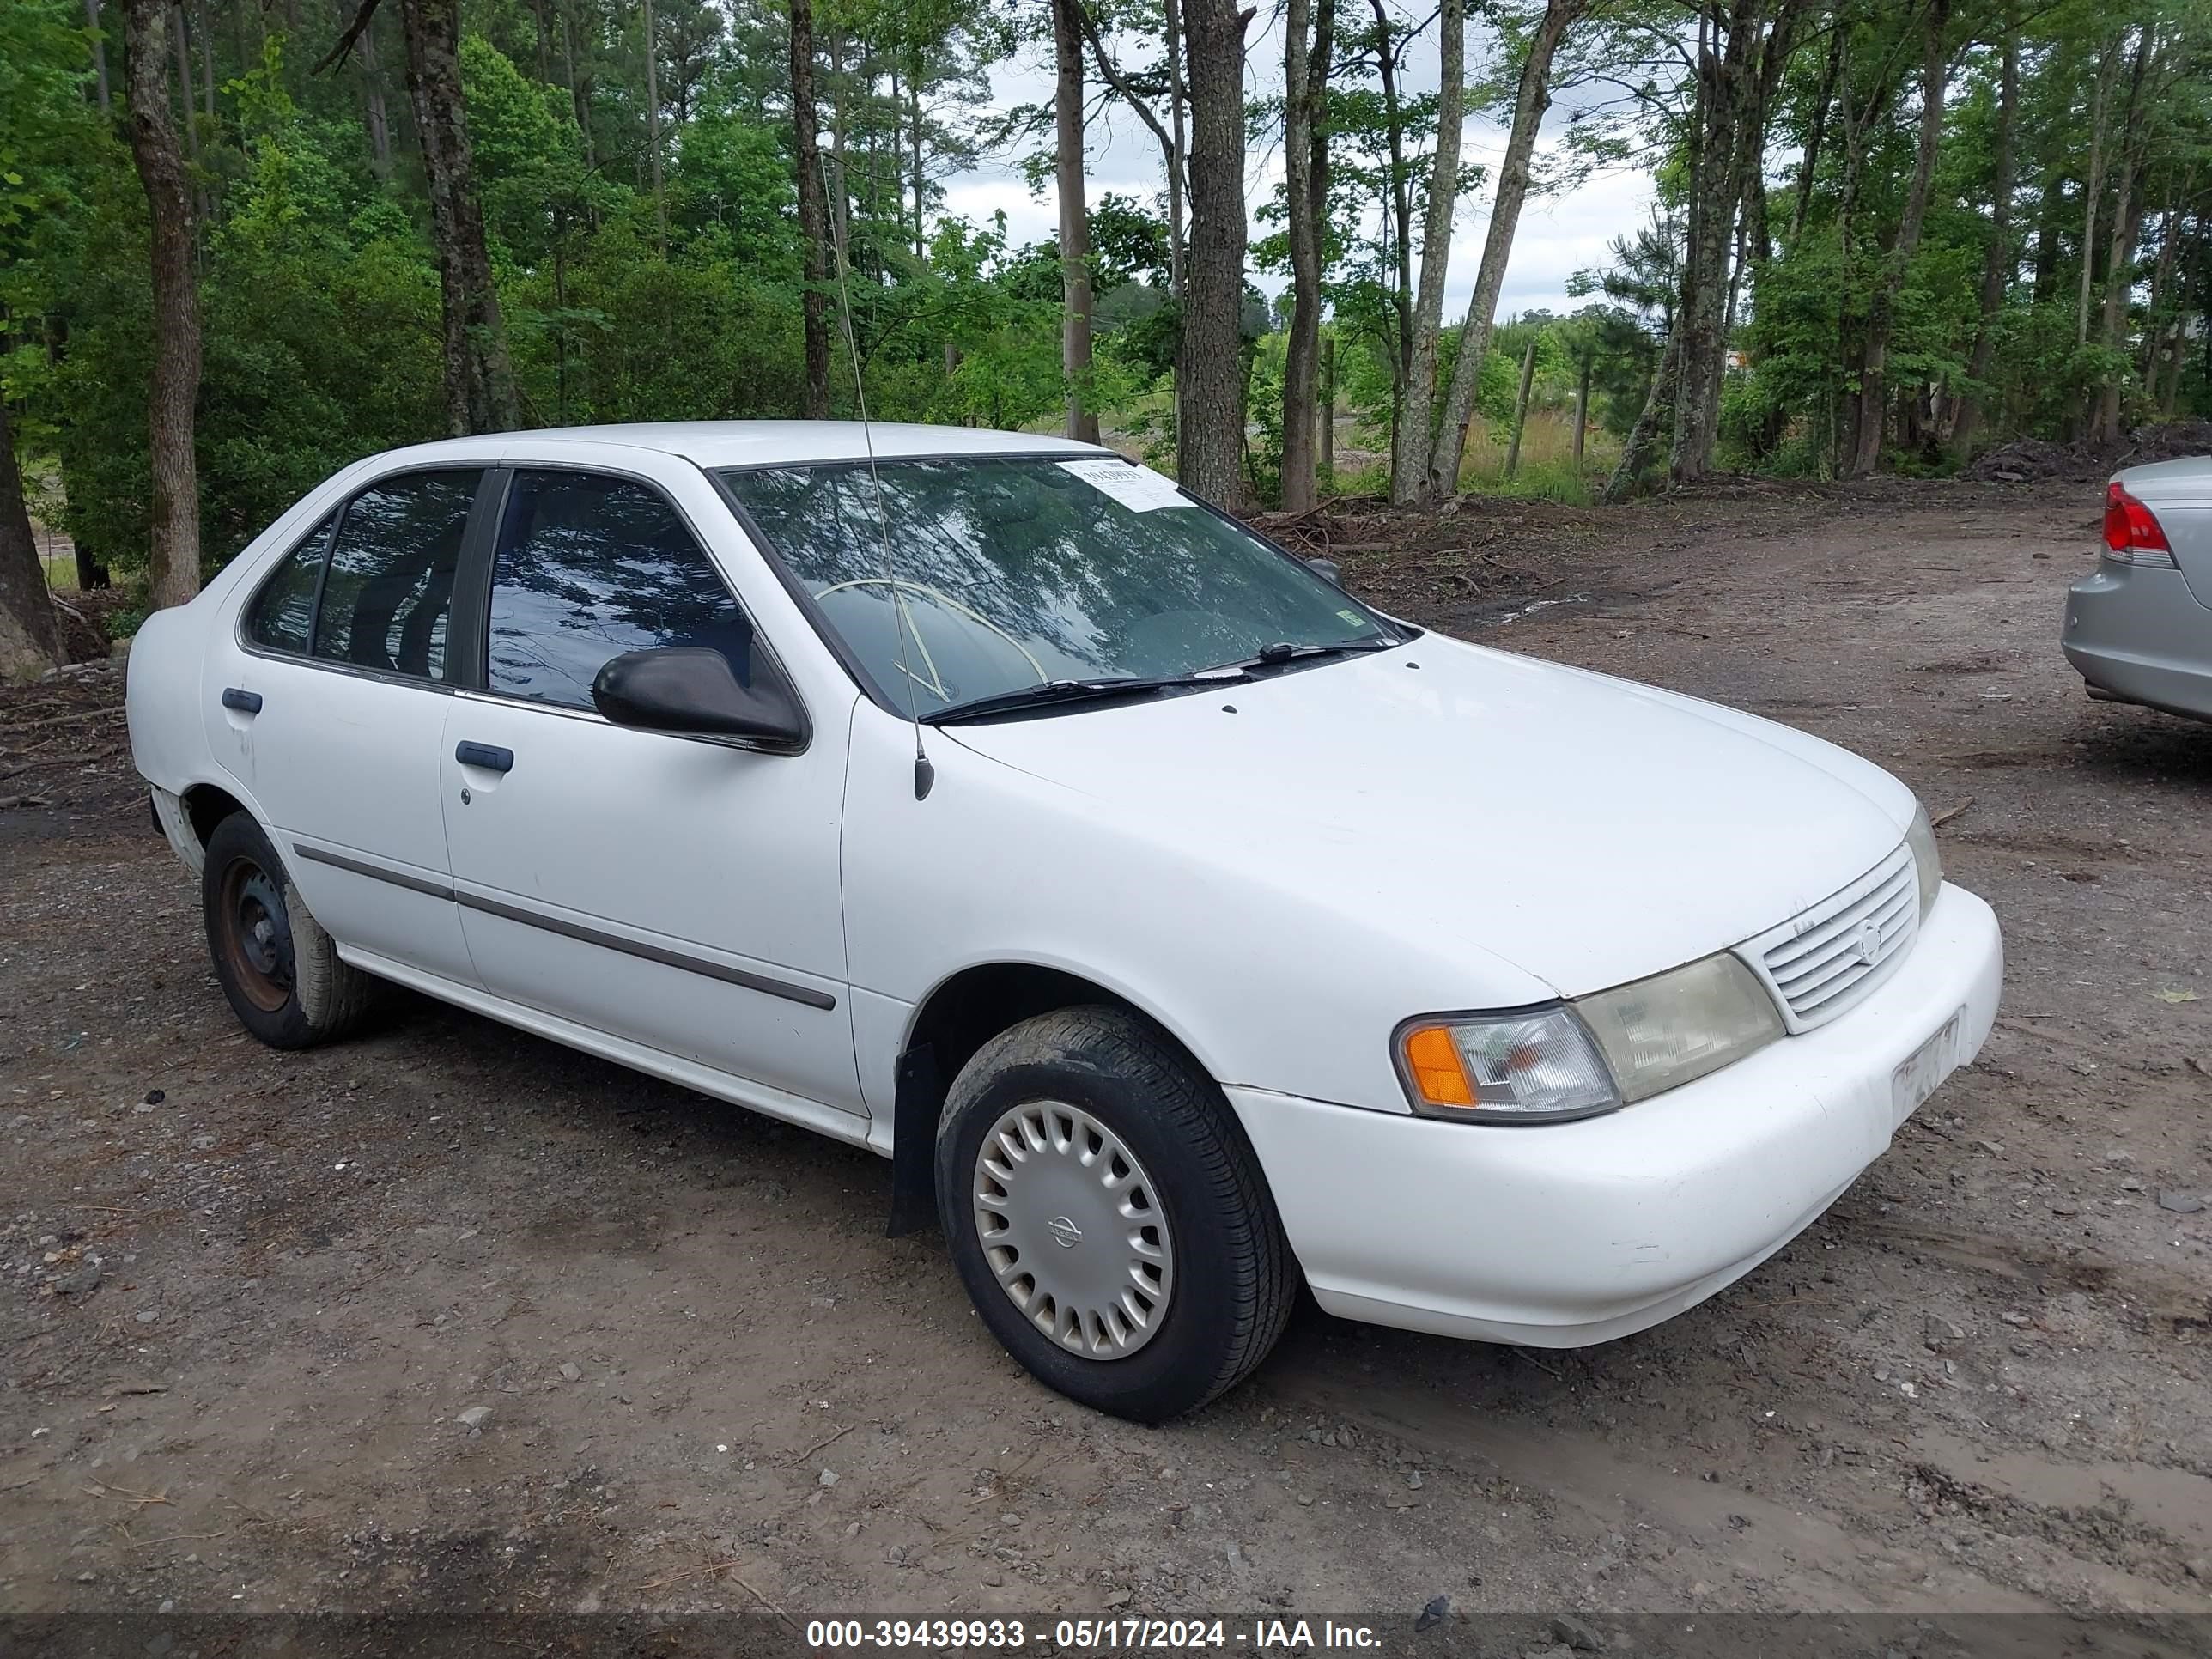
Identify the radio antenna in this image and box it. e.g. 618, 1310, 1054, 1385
819, 153, 933, 801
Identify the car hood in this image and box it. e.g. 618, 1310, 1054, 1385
940, 635, 1914, 997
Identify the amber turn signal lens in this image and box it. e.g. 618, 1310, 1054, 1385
1401, 1024, 1474, 1106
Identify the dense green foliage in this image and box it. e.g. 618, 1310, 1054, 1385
2, 0, 2209, 603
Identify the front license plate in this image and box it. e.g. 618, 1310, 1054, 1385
1893, 1011, 1964, 1123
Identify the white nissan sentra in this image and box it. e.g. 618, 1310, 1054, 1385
127, 422, 2003, 1420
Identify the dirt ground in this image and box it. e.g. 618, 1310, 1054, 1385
3, 479, 2209, 1646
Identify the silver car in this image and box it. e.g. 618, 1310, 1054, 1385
2063, 457, 2212, 721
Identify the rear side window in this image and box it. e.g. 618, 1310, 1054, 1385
485, 470, 754, 709
244, 514, 335, 653
311, 470, 480, 682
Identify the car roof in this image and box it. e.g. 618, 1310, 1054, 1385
363, 421, 1116, 471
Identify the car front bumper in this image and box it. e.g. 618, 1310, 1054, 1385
1224, 883, 2003, 1348
2063, 562, 2212, 721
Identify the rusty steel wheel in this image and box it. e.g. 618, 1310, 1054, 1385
215, 854, 295, 1013
198, 810, 379, 1048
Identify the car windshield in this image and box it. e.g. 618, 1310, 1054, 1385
720, 456, 1395, 717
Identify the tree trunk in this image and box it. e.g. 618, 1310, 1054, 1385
1387, 0, 1462, 506
1845, 0, 1948, 480
2029, 169, 2062, 305
1503, 338, 1538, 479
2076, 36, 2118, 348
1162, 0, 1188, 298
562, 3, 594, 169
1571, 350, 1591, 469
344, 0, 393, 179
1052, 0, 1098, 443
1607, 331, 1678, 502
0, 398, 62, 683
1176, 0, 1246, 504
2092, 29, 2154, 450
642, 0, 666, 252
1672, 0, 1802, 485
908, 76, 925, 259
1320, 331, 1335, 484
1948, 27, 2015, 456
527, 0, 552, 80
399, 0, 520, 435
123, 0, 203, 611
1787, 24, 1844, 243
828, 34, 850, 256
1370, 0, 1413, 428
789, 0, 831, 418
2140, 202, 2179, 386
169, 3, 200, 183
87, 0, 113, 115
196, 0, 214, 120
1422, 0, 1583, 501
1280, 0, 1332, 512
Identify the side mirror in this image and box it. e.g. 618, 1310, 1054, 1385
1306, 556, 1343, 586
592, 647, 809, 752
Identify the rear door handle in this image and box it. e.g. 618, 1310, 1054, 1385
454, 740, 514, 773
221, 686, 263, 714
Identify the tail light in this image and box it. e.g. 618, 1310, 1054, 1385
2103, 483, 2177, 567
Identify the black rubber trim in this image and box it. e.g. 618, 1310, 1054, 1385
291, 841, 455, 901
887, 1042, 943, 1237
453, 890, 838, 1011
289, 841, 835, 1012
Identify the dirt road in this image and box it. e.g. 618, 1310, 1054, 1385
3, 482, 2208, 1641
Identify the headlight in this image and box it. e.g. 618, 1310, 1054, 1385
1905, 802, 1942, 919
1575, 952, 1784, 1103
1396, 954, 1784, 1121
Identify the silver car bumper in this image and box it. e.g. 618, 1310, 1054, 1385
2063, 562, 2212, 722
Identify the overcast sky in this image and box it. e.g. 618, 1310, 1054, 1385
937, 27, 1661, 325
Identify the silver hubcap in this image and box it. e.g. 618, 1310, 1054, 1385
972, 1101, 1175, 1360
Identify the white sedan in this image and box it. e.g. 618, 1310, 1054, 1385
127, 422, 2003, 1420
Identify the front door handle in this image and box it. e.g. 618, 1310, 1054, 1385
454, 740, 514, 774
221, 686, 263, 714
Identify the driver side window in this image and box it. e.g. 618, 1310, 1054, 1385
485, 470, 756, 710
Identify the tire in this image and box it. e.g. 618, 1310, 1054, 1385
200, 811, 380, 1048
935, 1006, 1297, 1421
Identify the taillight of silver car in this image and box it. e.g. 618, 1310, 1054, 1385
2102, 483, 2177, 568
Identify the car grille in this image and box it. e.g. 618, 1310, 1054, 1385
1741, 847, 1918, 1031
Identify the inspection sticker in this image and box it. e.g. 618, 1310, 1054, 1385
1058, 457, 1193, 512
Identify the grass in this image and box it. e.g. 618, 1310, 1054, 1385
1452, 410, 1619, 504
1316, 409, 1620, 506
40, 554, 78, 592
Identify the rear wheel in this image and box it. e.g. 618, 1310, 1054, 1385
201, 812, 379, 1048
935, 1006, 1296, 1421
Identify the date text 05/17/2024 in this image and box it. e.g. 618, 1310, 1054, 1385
803, 1619, 1384, 1650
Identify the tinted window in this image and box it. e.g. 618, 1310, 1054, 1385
486, 471, 754, 709
312, 471, 479, 682
244, 514, 334, 653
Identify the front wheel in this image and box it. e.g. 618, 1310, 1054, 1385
200, 811, 379, 1048
934, 1006, 1296, 1421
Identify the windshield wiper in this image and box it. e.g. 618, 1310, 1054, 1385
926, 670, 1248, 725
1210, 637, 1399, 674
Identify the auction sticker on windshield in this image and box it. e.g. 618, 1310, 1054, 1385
1059, 457, 1192, 512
